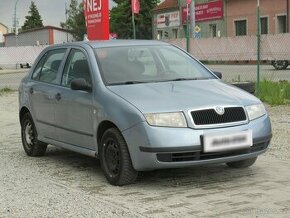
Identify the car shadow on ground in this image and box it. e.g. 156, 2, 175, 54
37, 145, 259, 189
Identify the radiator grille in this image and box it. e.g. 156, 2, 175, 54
191, 107, 247, 126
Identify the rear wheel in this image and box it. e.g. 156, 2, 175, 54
100, 128, 138, 186
21, 113, 47, 156
226, 157, 257, 168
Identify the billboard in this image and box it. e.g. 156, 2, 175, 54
182, 0, 223, 24
156, 11, 180, 28
83, 0, 109, 40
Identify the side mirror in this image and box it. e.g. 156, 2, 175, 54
71, 78, 92, 92
213, 71, 222, 79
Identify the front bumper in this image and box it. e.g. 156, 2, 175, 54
122, 114, 272, 171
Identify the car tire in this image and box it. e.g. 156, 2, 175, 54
232, 82, 256, 94
100, 128, 138, 186
226, 157, 258, 168
272, 60, 288, 70
21, 112, 47, 156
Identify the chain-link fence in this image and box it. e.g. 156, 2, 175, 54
165, 33, 290, 84
1, 34, 290, 90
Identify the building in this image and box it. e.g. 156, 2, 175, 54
0, 22, 9, 47
4, 26, 74, 47
227, 0, 289, 37
152, 0, 290, 39
153, 0, 181, 39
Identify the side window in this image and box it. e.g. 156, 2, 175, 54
32, 53, 47, 80
37, 49, 66, 84
62, 49, 92, 87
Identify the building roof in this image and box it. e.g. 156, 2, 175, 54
153, 0, 179, 11
4, 25, 71, 36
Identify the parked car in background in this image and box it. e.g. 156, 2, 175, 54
19, 40, 272, 186
272, 60, 289, 70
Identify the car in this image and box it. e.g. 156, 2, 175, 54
271, 60, 289, 70
19, 40, 272, 186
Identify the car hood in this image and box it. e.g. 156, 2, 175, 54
108, 80, 260, 113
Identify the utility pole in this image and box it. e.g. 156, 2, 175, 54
14, 0, 20, 46
190, 0, 195, 38
65, 1, 69, 42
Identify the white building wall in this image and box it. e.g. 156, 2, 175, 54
5, 29, 50, 47
0, 32, 4, 43
53, 30, 74, 44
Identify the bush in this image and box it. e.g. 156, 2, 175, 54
258, 80, 290, 105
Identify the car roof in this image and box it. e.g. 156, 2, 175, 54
53, 40, 170, 49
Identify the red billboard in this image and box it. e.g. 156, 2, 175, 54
182, 0, 223, 24
83, 0, 109, 40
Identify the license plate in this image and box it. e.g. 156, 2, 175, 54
203, 130, 253, 153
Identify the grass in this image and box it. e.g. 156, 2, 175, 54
257, 80, 290, 105
0, 87, 13, 96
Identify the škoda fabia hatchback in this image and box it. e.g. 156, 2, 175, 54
19, 40, 272, 185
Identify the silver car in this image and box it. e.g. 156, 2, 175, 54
19, 40, 272, 186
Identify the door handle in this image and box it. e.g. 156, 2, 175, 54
55, 93, 61, 101
29, 87, 34, 94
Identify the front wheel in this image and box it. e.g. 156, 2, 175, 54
226, 157, 258, 168
21, 113, 47, 156
100, 128, 138, 186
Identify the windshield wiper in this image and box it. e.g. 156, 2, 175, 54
162, 77, 211, 82
109, 81, 148, 85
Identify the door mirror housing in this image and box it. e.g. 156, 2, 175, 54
213, 71, 222, 79
71, 78, 92, 92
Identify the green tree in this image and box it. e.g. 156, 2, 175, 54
21, 1, 43, 31
61, 0, 86, 41
110, 0, 159, 39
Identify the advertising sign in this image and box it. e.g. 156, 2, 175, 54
83, 0, 109, 40
182, 0, 223, 24
157, 11, 180, 28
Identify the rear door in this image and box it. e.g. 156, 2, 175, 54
29, 48, 67, 139
53, 48, 95, 150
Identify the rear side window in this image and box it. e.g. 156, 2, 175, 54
32, 49, 66, 84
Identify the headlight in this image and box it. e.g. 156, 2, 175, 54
245, 104, 266, 121
144, 112, 187, 127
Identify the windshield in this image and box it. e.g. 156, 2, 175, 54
95, 45, 215, 85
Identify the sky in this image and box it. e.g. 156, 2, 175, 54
0, 0, 116, 31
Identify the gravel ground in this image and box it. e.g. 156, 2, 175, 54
0, 92, 290, 217
266, 105, 290, 160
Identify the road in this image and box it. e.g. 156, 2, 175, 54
0, 93, 290, 217
0, 70, 28, 89
0, 65, 289, 90
208, 64, 290, 82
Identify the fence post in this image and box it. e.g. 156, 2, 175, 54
256, 0, 261, 95
186, 3, 190, 52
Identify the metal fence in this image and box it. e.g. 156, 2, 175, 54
165, 33, 290, 83
0, 34, 290, 90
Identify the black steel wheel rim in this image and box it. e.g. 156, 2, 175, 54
104, 139, 120, 177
